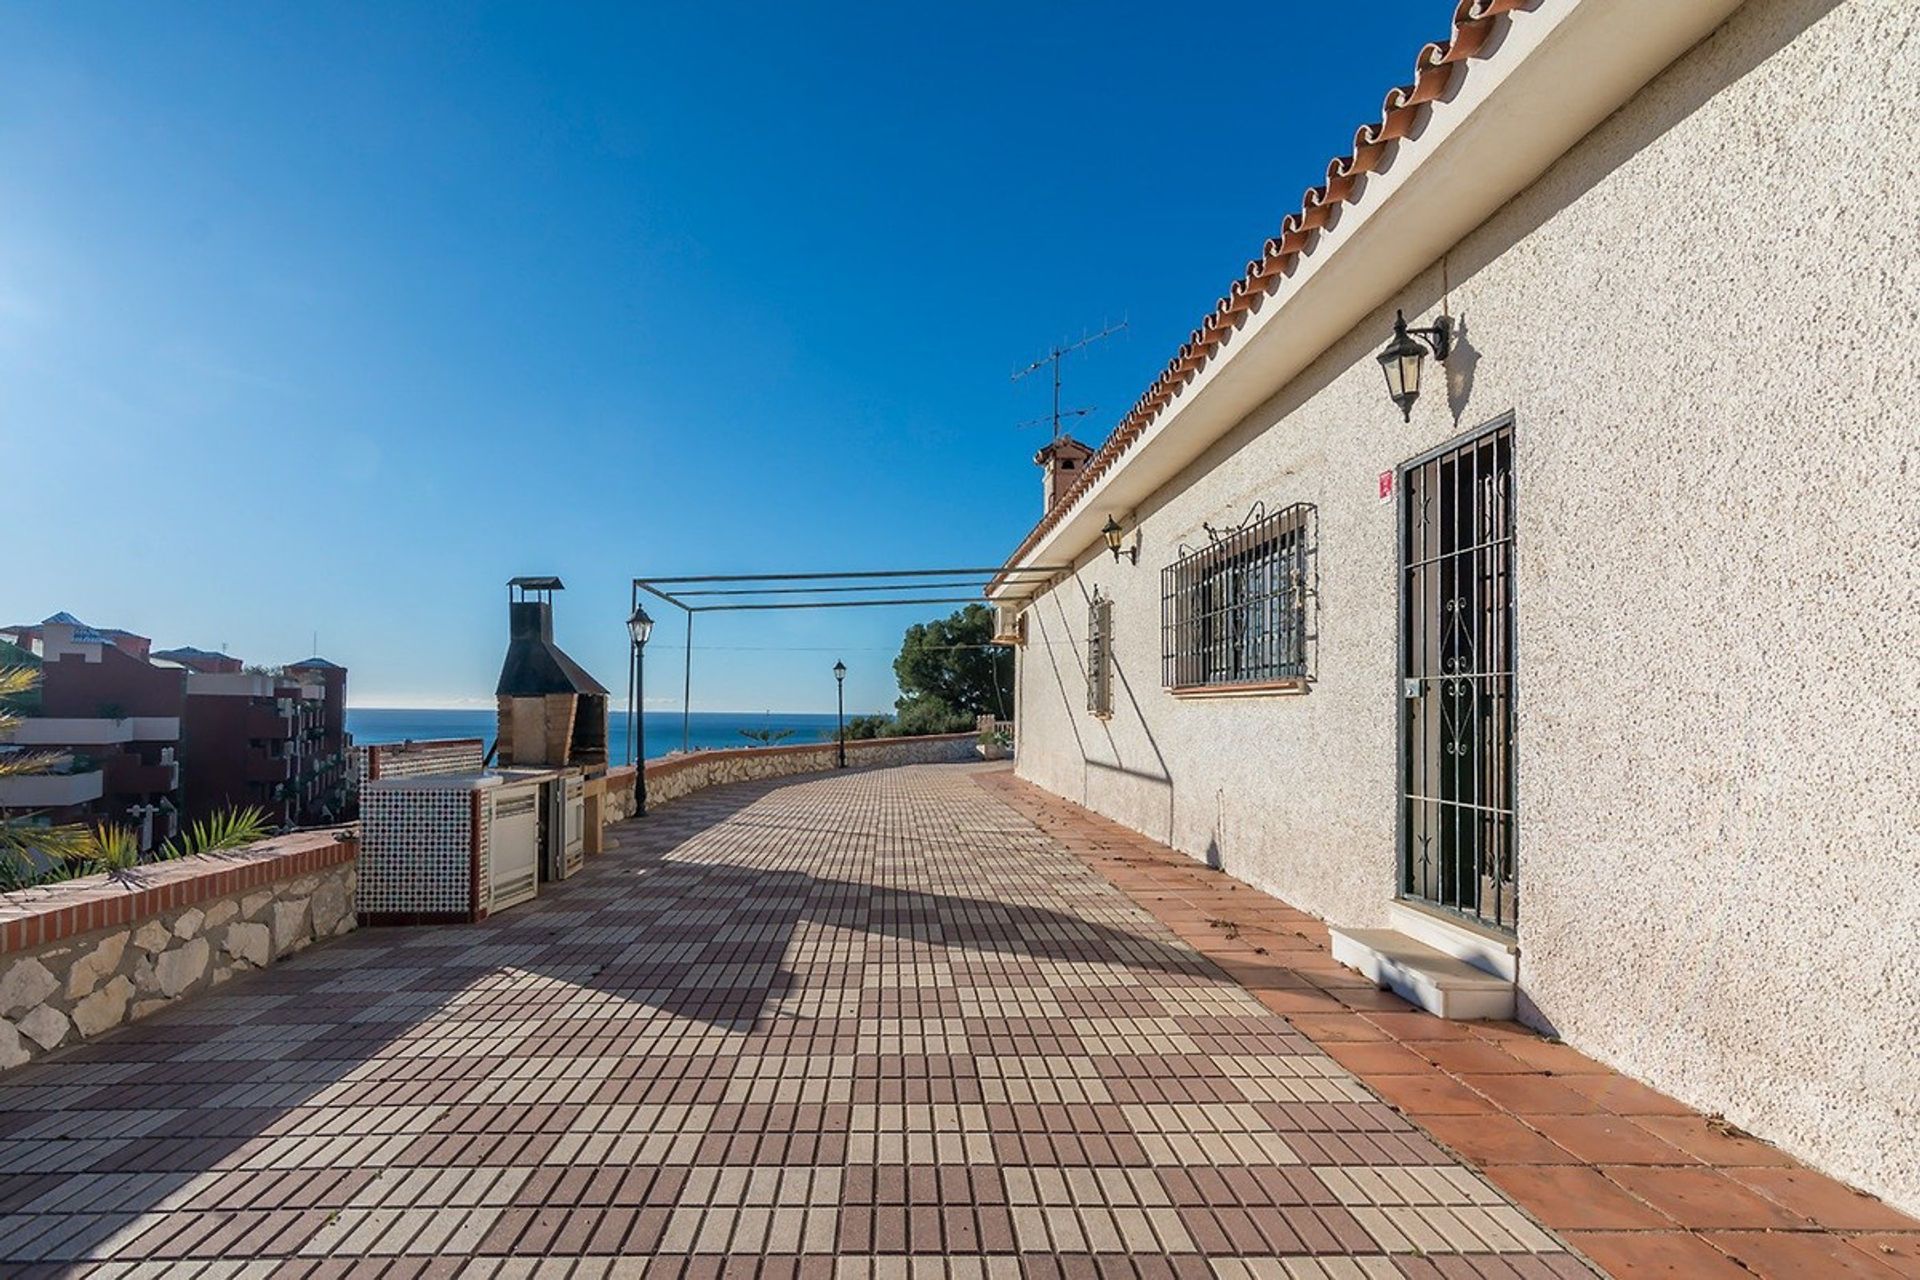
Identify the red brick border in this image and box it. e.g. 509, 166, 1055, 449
0, 831, 356, 956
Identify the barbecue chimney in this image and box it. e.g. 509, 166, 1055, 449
494, 577, 609, 768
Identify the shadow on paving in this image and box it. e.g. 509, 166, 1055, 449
0, 763, 1225, 1269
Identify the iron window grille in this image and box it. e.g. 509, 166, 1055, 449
1160, 502, 1316, 692
1087, 591, 1113, 717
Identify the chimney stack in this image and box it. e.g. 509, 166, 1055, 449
1033, 436, 1096, 515
494, 577, 610, 769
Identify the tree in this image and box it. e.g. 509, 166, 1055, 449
892, 604, 1013, 729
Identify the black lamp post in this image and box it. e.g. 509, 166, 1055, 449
833, 660, 847, 768
1101, 516, 1137, 564
1376, 309, 1453, 421
627, 604, 654, 816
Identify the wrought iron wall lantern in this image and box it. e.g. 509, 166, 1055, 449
1101, 516, 1138, 565
1377, 309, 1453, 421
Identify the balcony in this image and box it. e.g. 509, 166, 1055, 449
244, 707, 294, 740
1, 718, 134, 746
128, 716, 181, 741
0, 769, 105, 808
245, 754, 293, 785
103, 755, 181, 795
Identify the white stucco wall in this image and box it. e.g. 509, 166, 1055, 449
1013, 0, 1919, 1214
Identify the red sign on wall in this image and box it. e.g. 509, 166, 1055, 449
1378, 470, 1394, 503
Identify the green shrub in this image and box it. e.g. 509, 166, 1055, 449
162, 806, 272, 860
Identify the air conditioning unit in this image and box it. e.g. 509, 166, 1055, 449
992, 604, 1027, 646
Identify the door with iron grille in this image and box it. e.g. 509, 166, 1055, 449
1400, 417, 1517, 931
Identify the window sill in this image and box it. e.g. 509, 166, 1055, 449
1168, 679, 1310, 699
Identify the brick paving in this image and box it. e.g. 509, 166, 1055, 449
0, 761, 1594, 1276
979, 770, 1920, 1279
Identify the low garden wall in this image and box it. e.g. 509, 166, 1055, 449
0, 737, 977, 1071
0, 831, 357, 1071
631, 732, 978, 807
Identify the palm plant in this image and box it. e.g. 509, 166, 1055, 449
0, 665, 90, 882
160, 805, 272, 860
81, 823, 141, 876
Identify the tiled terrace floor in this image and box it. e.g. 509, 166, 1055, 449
978, 771, 1920, 1280
0, 762, 1593, 1277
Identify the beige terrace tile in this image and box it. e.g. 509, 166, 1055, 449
0, 764, 1590, 1270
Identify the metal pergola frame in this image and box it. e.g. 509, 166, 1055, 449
629, 565, 1064, 758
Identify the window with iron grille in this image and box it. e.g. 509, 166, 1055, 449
1160, 502, 1315, 691
1086, 591, 1113, 717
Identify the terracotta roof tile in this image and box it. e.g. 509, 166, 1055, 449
996, 0, 1542, 583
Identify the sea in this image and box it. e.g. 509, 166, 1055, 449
346, 708, 848, 767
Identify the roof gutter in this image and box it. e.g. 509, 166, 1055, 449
991, 0, 1744, 603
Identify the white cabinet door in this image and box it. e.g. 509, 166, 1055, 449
488, 785, 540, 912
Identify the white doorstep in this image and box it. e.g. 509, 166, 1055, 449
1329, 926, 1516, 1021
1388, 900, 1519, 982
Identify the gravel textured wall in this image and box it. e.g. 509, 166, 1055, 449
1014, 0, 1919, 1214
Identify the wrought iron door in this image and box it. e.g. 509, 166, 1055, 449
1400, 418, 1516, 931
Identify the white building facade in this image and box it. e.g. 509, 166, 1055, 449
992, 0, 1919, 1216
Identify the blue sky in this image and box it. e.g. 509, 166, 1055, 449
2, 3, 1448, 712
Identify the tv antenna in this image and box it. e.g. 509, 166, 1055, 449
1012, 319, 1126, 440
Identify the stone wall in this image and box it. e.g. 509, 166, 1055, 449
603, 765, 638, 822
0, 831, 356, 1071
627, 734, 977, 808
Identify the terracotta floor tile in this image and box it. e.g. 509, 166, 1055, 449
1363, 1070, 1501, 1117
1479, 1165, 1673, 1230
1496, 1037, 1610, 1075
1626, 1115, 1799, 1170
1328, 987, 1416, 1013
1363, 1012, 1478, 1041
1556, 1072, 1694, 1116
1847, 1233, 1920, 1278
991, 768, 1915, 1272
1561, 1229, 1753, 1278
1284, 1013, 1389, 1042
1724, 1167, 1920, 1230
1408, 1038, 1536, 1075
1251, 989, 1349, 1015
1464, 1019, 1538, 1040
1706, 1229, 1913, 1279
1605, 1166, 1816, 1230
1528, 1114, 1696, 1166
1416, 1114, 1582, 1166
1459, 1072, 1603, 1116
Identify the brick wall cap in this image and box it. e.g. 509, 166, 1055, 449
0, 829, 355, 952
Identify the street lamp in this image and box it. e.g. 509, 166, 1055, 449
627, 604, 654, 816
1101, 516, 1137, 564
833, 660, 847, 768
